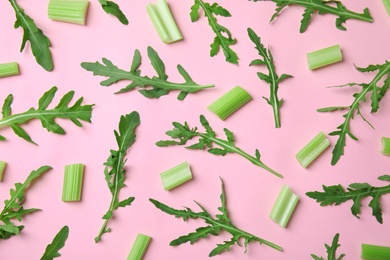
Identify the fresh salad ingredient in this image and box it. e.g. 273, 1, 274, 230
0, 86, 94, 145
127, 233, 152, 260
383, 0, 390, 16
95, 111, 140, 243
150, 178, 282, 257
270, 185, 299, 228
0, 62, 19, 78
0, 161, 6, 182
307, 45, 342, 70
361, 243, 390, 260
160, 161, 193, 191
81, 46, 214, 100
311, 233, 345, 260
381, 137, 390, 156
40, 226, 69, 260
296, 132, 330, 168
62, 164, 85, 202
48, 0, 90, 25
98, 0, 128, 25
156, 114, 283, 178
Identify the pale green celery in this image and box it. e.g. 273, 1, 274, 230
0, 161, 6, 182
0, 62, 19, 78
307, 44, 342, 70
383, 0, 390, 16
160, 161, 192, 191
48, 0, 90, 25
382, 137, 390, 156
270, 185, 299, 228
296, 132, 330, 168
361, 243, 390, 260
127, 233, 152, 260
146, 0, 183, 43
207, 86, 253, 120
62, 163, 84, 202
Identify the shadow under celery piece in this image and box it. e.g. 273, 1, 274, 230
98, 0, 128, 25
95, 111, 140, 243
40, 225, 69, 260
306, 174, 390, 224
0, 87, 94, 145
150, 178, 282, 257
156, 114, 282, 178
311, 233, 345, 260
81, 46, 214, 100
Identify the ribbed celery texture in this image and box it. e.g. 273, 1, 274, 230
127, 233, 152, 260
48, 0, 90, 25
307, 44, 342, 70
160, 161, 193, 191
62, 163, 84, 202
296, 132, 330, 168
147, 0, 183, 43
361, 243, 390, 260
0, 161, 6, 182
383, 0, 390, 16
270, 185, 299, 228
0, 62, 19, 78
381, 137, 390, 156
207, 86, 253, 120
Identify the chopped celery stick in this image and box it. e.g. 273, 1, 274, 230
270, 185, 299, 228
48, 0, 90, 25
0, 161, 6, 182
0, 62, 19, 78
361, 243, 390, 260
62, 163, 84, 202
160, 161, 192, 191
127, 233, 152, 260
146, 0, 183, 43
383, 0, 390, 16
296, 132, 330, 168
207, 86, 253, 120
381, 137, 390, 156
307, 44, 342, 70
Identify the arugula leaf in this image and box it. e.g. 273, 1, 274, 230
190, 0, 238, 64
95, 111, 140, 242
0, 166, 52, 240
98, 0, 129, 25
310, 233, 345, 260
150, 178, 282, 256
306, 174, 390, 223
248, 27, 292, 128
0, 87, 94, 145
40, 226, 69, 260
81, 46, 214, 100
156, 114, 283, 178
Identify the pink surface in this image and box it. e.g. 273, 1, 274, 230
0, 0, 390, 259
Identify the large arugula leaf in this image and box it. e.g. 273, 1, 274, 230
40, 226, 69, 260
98, 0, 129, 25
311, 233, 345, 260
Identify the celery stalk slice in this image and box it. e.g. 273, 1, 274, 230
296, 132, 330, 168
0, 161, 6, 182
270, 185, 299, 228
62, 163, 85, 202
307, 44, 342, 70
361, 243, 390, 260
381, 137, 390, 156
207, 86, 253, 120
48, 0, 90, 25
0, 62, 19, 78
383, 0, 390, 16
127, 233, 152, 260
160, 161, 193, 191
146, 0, 183, 44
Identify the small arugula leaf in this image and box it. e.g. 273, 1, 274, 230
98, 0, 128, 25
215, 178, 231, 224
40, 226, 69, 260
310, 233, 345, 260
170, 226, 218, 246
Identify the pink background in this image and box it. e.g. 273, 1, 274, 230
0, 0, 390, 259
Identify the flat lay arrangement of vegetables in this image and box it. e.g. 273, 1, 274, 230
0, 0, 389, 259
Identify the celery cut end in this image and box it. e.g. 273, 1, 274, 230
270, 185, 299, 228
62, 163, 85, 202
127, 233, 152, 260
307, 45, 342, 70
381, 137, 390, 156
160, 161, 193, 191
0, 62, 20, 78
48, 0, 90, 25
296, 132, 330, 168
0, 161, 7, 182
361, 243, 390, 260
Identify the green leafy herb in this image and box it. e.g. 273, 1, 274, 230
311, 233, 345, 260
81, 46, 214, 100
0, 166, 52, 239
150, 178, 282, 257
0, 86, 94, 145
156, 114, 283, 178
317, 61, 390, 165
98, 0, 128, 25
95, 111, 140, 242
247, 27, 292, 128
190, 0, 238, 64
40, 226, 69, 260
306, 174, 390, 224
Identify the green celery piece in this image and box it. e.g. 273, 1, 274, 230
81, 46, 214, 100
146, 0, 183, 43
98, 0, 128, 25
9, 0, 53, 71
296, 132, 330, 168
267, 0, 373, 33
383, 0, 390, 16
307, 45, 342, 70
270, 185, 299, 228
306, 174, 390, 224
127, 233, 152, 260
150, 178, 283, 256
311, 233, 345, 260
190, 0, 238, 64
381, 137, 390, 156
317, 61, 390, 165
0, 62, 19, 78
48, 0, 90, 25
0, 86, 94, 145
0, 166, 52, 240
160, 161, 193, 191
40, 226, 69, 260
0, 161, 6, 182
361, 243, 390, 260
95, 111, 140, 243
62, 163, 85, 202
248, 27, 292, 128
156, 114, 283, 178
